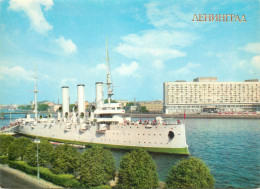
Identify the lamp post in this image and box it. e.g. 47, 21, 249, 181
35, 137, 40, 180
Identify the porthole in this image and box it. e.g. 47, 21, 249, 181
168, 131, 174, 140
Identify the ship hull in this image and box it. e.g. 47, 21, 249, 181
17, 120, 189, 155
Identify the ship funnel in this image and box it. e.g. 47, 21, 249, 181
62, 86, 69, 119
96, 82, 103, 108
77, 84, 85, 120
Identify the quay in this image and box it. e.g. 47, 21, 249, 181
124, 113, 260, 119
1, 112, 260, 120
0, 111, 49, 119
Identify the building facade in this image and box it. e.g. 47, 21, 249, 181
139, 100, 163, 113
164, 77, 260, 114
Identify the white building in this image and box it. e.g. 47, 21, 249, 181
164, 77, 260, 114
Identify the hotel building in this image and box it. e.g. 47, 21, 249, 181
163, 77, 260, 114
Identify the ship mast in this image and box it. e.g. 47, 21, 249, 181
106, 39, 113, 104
33, 64, 39, 120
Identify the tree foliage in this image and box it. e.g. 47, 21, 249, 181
8, 137, 32, 160
79, 146, 116, 187
165, 157, 215, 189
124, 102, 134, 112
117, 150, 158, 189
25, 139, 54, 167
51, 144, 82, 175
0, 135, 15, 155
104, 99, 117, 103
69, 104, 75, 112
37, 104, 49, 111
18, 105, 32, 110
140, 106, 149, 113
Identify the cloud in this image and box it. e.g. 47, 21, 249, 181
0, 65, 34, 81
9, 0, 53, 35
61, 78, 77, 86
170, 62, 200, 76
153, 60, 164, 69
115, 1, 198, 65
116, 30, 195, 61
114, 61, 139, 76
55, 36, 77, 54
145, 1, 192, 29
251, 56, 260, 69
241, 42, 260, 54
96, 63, 106, 70
232, 60, 246, 70
8, 0, 78, 55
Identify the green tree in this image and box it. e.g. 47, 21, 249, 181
8, 137, 32, 160
165, 157, 215, 189
18, 105, 32, 110
117, 150, 158, 189
140, 106, 149, 113
69, 104, 75, 112
51, 144, 82, 175
124, 102, 134, 112
79, 146, 116, 187
104, 99, 117, 103
0, 135, 15, 155
37, 104, 49, 111
25, 139, 54, 167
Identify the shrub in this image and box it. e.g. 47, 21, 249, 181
165, 157, 215, 189
8, 137, 32, 160
0, 155, 9, 164
8, 160, 81, 188
90, 185, 111, 189
25, 139, 54, 167
0, 135, 15, 155
51, 144, 82, 175
117, 149, 158, 189
79, 146, 116, 187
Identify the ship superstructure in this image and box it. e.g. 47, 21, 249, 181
1, 42, 189, 155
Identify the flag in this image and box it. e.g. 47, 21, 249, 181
184, 111, 186, 119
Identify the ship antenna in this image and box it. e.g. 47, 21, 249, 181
106, 38, 113, 104
33, 64, 39, 121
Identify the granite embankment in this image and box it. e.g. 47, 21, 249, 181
124, 113, 260, 119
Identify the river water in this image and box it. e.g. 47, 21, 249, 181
1, 114, 259, 188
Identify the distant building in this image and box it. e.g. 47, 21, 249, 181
138, 100, 163, 113
130, 106, 138, 111
164, 77, 260, 114
117, 100, 130, 106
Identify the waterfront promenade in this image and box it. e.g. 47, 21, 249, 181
0, 164, 61, 188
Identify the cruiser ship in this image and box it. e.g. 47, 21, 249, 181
1, 42, 189, 155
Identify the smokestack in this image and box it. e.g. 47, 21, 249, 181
62, 86, 69, 119
77, 84, 85, 120
96, 82, 103, 108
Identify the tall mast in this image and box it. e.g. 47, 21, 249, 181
106, 39, 113, 104
33, 64, 39, 120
